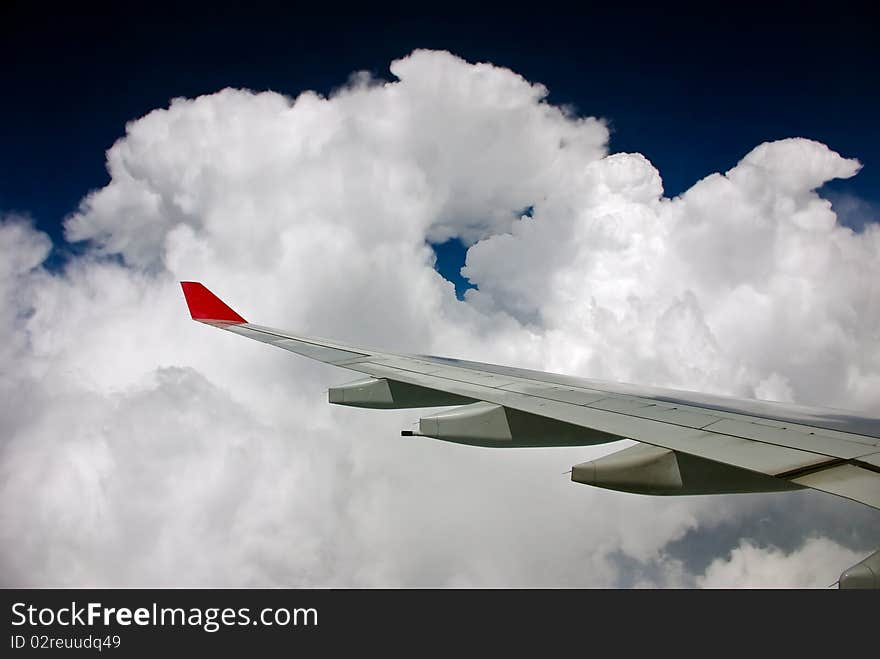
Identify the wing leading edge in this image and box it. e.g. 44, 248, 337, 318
181, 282, 880, 588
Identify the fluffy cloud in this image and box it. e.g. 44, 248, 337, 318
1, 49, 878, 586
697, 537, 865, 588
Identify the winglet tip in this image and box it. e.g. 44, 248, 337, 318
180, 281, 247, 324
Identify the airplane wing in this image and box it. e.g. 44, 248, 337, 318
180, 281, 880, 587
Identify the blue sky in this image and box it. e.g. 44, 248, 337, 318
2, 3, 877, 293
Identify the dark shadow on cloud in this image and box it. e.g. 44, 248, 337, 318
41, 240, 94, 273
662, 490, 880, 577
609, 549, 689, 588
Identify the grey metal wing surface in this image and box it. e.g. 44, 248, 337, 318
180, 282, 880, 587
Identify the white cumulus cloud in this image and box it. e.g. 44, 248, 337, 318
1, 49, 878, 586
697, 537, 865, 588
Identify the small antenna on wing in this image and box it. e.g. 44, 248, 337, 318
401, 421, 423, 437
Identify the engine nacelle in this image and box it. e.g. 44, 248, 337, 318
839, 549, 880, 589
329, 377, 474, 409
571, 443, 802, 495
403, 402, 619, 447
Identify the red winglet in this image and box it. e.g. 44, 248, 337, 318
180, 282, 247, 324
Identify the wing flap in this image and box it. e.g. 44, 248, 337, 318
857, 453, 880, 470
618, 404, 721, 429
349, 357, 835, 476
589, 397, 657, 413
702, 418, 876, 460
791, 464, 880, 509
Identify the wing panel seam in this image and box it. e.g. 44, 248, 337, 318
351, 359, 843, 464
